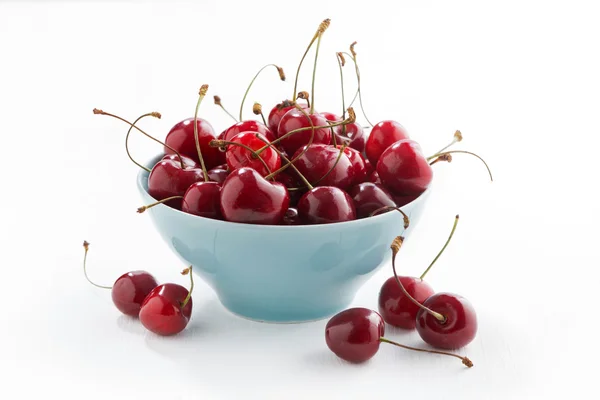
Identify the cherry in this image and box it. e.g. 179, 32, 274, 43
291, 144, 355, 190
376, 139, 432, 196
364, 158, 374, 176
82, 241, 158, 317
139, 266, 194, 336
365, 120, 410, 166
369, 170, 381, 184
416, 293, 478, 350
164, 117, 222, 170
147, 157, 205, 209
267, 99, 306, 135
325, 307, 472, 366
274, 171, 305, 207
339, 145, 368, 185
338, 122, 366, 153
239, 63, 286, 121
161, 154, 198, 168
378, 276, 435, 329
282, 207, 302, 225
181, 181, 222, 220
223, 132, 281, 177
348, 182, 396, 219
297, 186, 356, 224
222, 120, 275, 142
276, 109, 332, 155
207, 165, 229, 184
220, 167, 290, 224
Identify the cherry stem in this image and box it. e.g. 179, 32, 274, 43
433, 130, 463, 155
208, 139, 273, 177
309, 33, 323, 115
193, 85, 210, 182
369, 206, 410, 229
391, 237, 447, 323
125, 112, 162, 173
253, 102, 268, 126
427, 150, 493, 182
419, 215, 460, 280
93, 108, 185, 169
292, 19, 330, 101
297, 91, 311, 109
180, 266, 194, 309
254, 134, 313, 189
213, 96, 238, 123
82, 241, 112, 290
343, 43, 373, 127
379, 337, 473, 368
137, 196, 184, 213
336, 52, 347, 133
240, 64, 285, 121
429, 154, 452, 165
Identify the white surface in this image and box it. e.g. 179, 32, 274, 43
1, 1, 598, 399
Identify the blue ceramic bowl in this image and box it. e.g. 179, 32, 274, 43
137, 154, 432, 323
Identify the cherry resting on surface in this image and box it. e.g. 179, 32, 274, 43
82, 241, 158, 317
139, 266, 194, 336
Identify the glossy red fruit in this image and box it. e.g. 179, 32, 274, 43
365, 120, 410, 165
181, 181, 222, 220
148, 158, 205, 209
277, 109, 331, 155
274, 171, 305, 207
207, 165, 229, 184
139, 283, 192, 336
364, 158, 374, 176
111, 271, 159, 317
292, 144, 354, 190
298, 186, 356, 224
348, 182, 396, 219
338, 146, 368, 185
369, 171, 381, 185
282, 207, 302, 225
378, 276, 435, 329
268, 101, 310, 135
220, 167, 290, 224
222, 120, 275, 142
325, 307, 385, 363
416, 293, 477, 349
225, 132, 281, 177
161, 154, 198, 168
164, 118, 223, 169
377, 139, 432, 196
339, 122, 366, 153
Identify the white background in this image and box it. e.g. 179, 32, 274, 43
1, 0, 598, 399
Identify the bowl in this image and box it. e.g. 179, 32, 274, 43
136, 154, 432, 323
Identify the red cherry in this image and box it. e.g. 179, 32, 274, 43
292, 144, 354, 190
297, 186, 356, 224
378, 276, 435, 329
207, 165, 229, 184
220, 167, 290, 224
364, 158, 374, 176
338, 145, 367, 185
225, 132, 281, 177
365, 120, 409, 165
377, 139, 432, 196
161, 154, 198, 168
348, 182, 396, 219
181, 181, 222, 220
139, 283, 192, 336
164, 118, 223, 169
268, 100, 308, 134
222, 120, 275, 142
338, 122, 366, 153
274, 171, 305, 207
147, 158, 205, 209
369, 170, 381, 184
282, 207, 302, 225
325, 307, 385, 363
416, 293, 477, 349
82, 241, 159, 318
277, 109, 331, 155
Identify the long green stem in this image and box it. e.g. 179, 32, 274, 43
213, 96, 238, 123
310, 34, 322, 115
420, 215, 460, 280
82, 241, 112, 290
193, 85, 210, 182
180, 266, 194, 309
137, 196, 184, 213
292, 19, 330, 101
208, 139, 272, 177
239, 64, 284, 121
427, 150, 493, 182
254, 134, 313, 189
125, 112, 161, 172
379, 337, 473, 367
341, 47, 373, 127
337, 52, 347, 137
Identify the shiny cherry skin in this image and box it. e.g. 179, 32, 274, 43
377, 139, 433, 196
111, 271, 159, 317
369, 170, 381, 184
364, 158, 374, 176
338, 146, 368, 185
274, 171, 305, 207
277, 109, 331, 155
348, 182, 396, 219
298, 186, 356, 224
282, 207, 302, 225
338, 122, 366, 153
220, 167, 290, 224
222, 120, 275, 142
164, 118, 223, 169
268, 100, 309, 134
378, 276, 435, 329
325, 307, 385, 363
416, 292, 477, 349
148, 158, 205, 209
365, 120, 410, 165
225, 132, 281, 177
181, 181, 222, 220
139, 283, 192, 336
161, 154, 198, 168
207, 165, 229, 184
392, 193, 421, 207
292, 144, 355, 190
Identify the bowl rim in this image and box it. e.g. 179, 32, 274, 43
136, 153, 432, 231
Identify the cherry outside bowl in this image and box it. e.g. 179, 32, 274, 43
137, 154, 433, 323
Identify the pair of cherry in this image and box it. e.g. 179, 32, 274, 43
82, 241, 194, 336
326, 214, 476, 368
